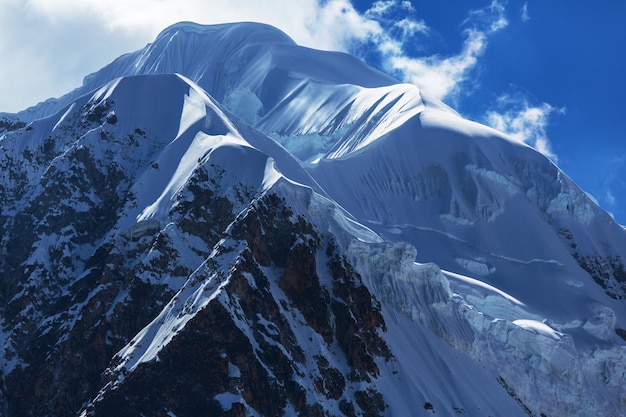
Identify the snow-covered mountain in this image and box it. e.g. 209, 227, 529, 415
0, 21, 624, 417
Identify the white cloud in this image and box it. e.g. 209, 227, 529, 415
386, 29, 487, 101
366, 0, 400, 16
0, 0, 152, 112
20, 0, 372, 51
485, 94, 564, 160
521, 2, 530, 22
600, 156, 626, 215
605, 190, 616, 207
395, 18, 429, 38
370, 0, 508, 102
463, 0, 508, 34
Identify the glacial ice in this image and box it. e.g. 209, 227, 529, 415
347, 238, 626, 417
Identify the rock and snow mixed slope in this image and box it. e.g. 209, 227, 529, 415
0, 21, 625, 417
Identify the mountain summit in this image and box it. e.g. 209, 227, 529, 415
0, 21, 624, 417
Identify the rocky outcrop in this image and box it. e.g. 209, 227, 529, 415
560, 227, 626, 300
84, 190, 392, 417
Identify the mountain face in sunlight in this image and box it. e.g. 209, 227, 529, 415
0, 22, 624, 417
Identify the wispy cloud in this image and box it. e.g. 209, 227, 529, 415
463, 0, 508, 33
361, 0, 509, 102
600, 156, 626, 218
484, 93, 565, 160
364, 0, 428, 35
385, 29, 487, 101
605, 189, 616, 207
521, 2, 530, 22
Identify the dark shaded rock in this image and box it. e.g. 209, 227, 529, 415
355, 388, 386, 417
0, 117, 26, 134
327, 240, 391, 381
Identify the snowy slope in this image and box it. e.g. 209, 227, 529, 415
0, 73, 536, 416
308, 101, 626, 414
310, 105, 626, 318
0, 21, 625, 417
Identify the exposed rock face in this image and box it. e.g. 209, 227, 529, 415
560, 227, 626, 300
83, 190, 392, 417
576, 254, 626, 300
0, 117, 26, 135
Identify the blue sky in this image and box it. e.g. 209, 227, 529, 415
1, 0, 624, 223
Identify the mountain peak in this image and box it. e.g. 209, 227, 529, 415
154, 21, 296, 47
8, 21, 397, 124
0, 21, 625, 417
